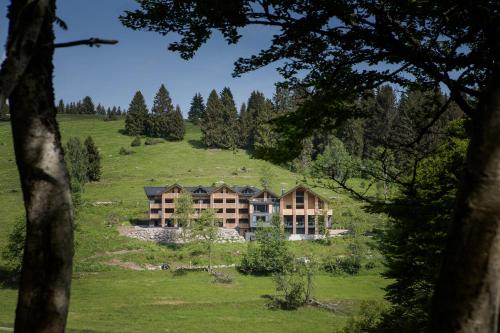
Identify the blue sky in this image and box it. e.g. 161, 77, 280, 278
0, 1, 282, 116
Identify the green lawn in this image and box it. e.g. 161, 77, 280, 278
0, 115, 388, 332
0, 270, 387, 333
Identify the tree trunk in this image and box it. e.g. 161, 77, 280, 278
8, 0, 75, 332
431, 68, 500, 332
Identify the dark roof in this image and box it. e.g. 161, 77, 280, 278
184, 186, 216, 195
144, 184, 328, 201
144, 186, 166, 197
231, 186, 261, 196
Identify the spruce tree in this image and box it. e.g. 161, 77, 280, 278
57, 99, 65, 114
84, 136, 101, 181
81, 96, 95, 114
253, 98, 274, 157
65, 137, 89, 185
238, 103, 247, 147
219, 87, 239, 149
201, 89, 224, 147
188, 93, 205, 124
151, 84, 174, 113
168, 105, 186, 140
244, 91, 267, 149
125, 91, 149, 136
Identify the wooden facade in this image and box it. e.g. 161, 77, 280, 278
145, 184, 333, 237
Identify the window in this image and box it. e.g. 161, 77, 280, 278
165, 208, 174, 213
239, 208, 248, 214
242, 188, 254, 194
193, 199, 210, 204
296, 190, 304, 208
253, 204, 268, 213
226, 199, 235, 203
226, 219, 236, 224
194, 188, 207, 194
286, 204, 292, 209
216, 208, 223, 213
226, 208, 236, 213
154, 199, 161, 204
296, 216, 305, 227
239, 219, 249, 224
165, 198, 173, 203
284, 216, 293, 227
150, 209, 159, 214
239, 199, 247, 204
214, 199, 223, 204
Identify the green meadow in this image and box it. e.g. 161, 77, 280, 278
0, 115, 388, 332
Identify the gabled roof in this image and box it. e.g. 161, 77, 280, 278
144, 186, 166, 197
280, 184, 329, 202
251, 188, 279, 199
232, 185, 261, 196
184, 185, 216, 196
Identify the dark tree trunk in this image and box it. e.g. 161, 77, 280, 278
7, 0, 75, 332
431, 68, 500, 332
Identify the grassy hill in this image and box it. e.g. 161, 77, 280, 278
0, 115, 387, 332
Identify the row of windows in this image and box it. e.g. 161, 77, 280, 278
151, 208, 250, 214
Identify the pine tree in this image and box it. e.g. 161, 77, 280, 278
57, 99, 65, 114
151, 84, 174, 113
238, 103, 247, 147
219, 87, 239, 149
125, 91, 148, 136
201, 89, 224, 147
168, 105, 185, 140
243, 91, 268, 150
81, 96, 95, 114
188, 93, 205, 124
65, 137, 88, 184
95, 104, 106, 116
253, 98, 274, 157
84, 136, 101, 181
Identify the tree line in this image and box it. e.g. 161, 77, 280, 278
57, 96, 123, 120
124, 84, 185, 141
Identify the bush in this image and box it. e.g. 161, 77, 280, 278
239, 217, 293, 275
323, 255, 361, 275
1, 216, 26, 273
131, 136, 141, 147
119, 147, 134, 155
144, 137, 164, 145
272, 270, 306, 310
336, 301, 385, 333
211, 271, 234, 284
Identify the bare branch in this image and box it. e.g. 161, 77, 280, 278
54, 38, 118, 48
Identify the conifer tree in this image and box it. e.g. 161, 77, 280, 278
188, 93, 205, 124
84, 136, 101, 182
125, 91, 149, 135
152, 84, 174, 113
57, 99, 65, 114
201, 89, 224, 147
243, 90, 267, 149
253, 98, 274, 156
238, 102, 247, 147
168, 105, 186, 140
65, 137, 89, 185
81, 96, 95, 114
219, 87, 239, 149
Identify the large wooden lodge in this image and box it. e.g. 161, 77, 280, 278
144, 183, 333, 239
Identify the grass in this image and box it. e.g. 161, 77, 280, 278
0, 269, 387, 333
0, 115, 389, 332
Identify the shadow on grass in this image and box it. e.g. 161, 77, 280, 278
129, 218, 150, 226
187, 139, 205, 149
117, 128, 128, 135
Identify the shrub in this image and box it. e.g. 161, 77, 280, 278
119, 147, 134, 155
211, 271, 234, 284
239, 217, 293, 275
131, 136, 141, 147
2, 216, 26, 273
272, 270, 306, 310
336, 301, 385, 333
144, 137, 163, 145
323, 255, 361, 275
